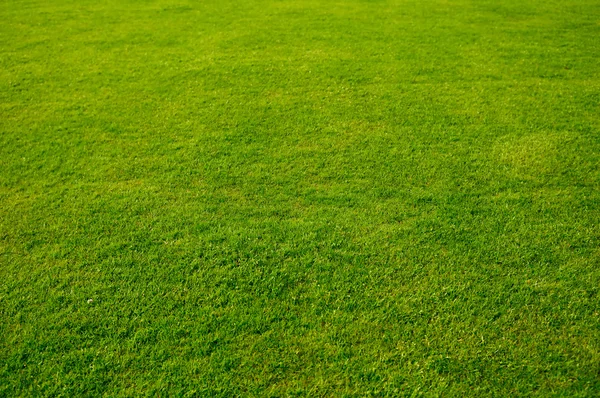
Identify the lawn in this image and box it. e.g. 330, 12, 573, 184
1, 0, 599, 395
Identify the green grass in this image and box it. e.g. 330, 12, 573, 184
1, 0, 599, 395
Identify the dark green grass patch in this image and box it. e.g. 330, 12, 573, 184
1, 0, 599, 395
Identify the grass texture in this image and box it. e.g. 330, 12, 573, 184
1, 0, 599, 395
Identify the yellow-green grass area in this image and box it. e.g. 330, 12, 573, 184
1, 0, 599, 395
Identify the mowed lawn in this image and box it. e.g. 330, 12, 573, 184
1, 0, 599, 395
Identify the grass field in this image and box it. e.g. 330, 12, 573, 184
1, 0, 599, 395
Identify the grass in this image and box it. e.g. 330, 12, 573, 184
1, 0, 599, 395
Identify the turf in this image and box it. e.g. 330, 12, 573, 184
1, 0, 599, 395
